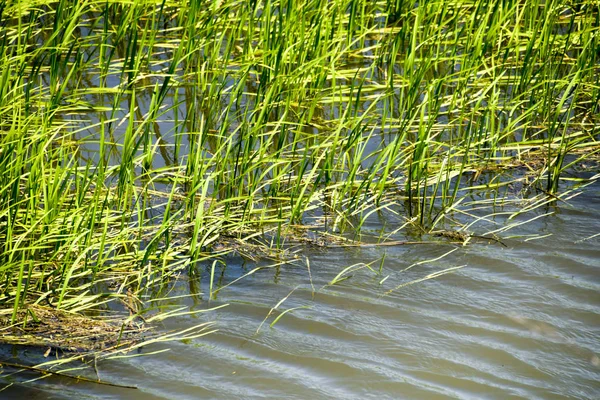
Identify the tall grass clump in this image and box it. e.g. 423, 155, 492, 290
0, 0, 598, 341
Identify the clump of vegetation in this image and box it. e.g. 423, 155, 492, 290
0, 0, 598, 363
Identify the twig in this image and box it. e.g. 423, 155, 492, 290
0, 360, 138, 389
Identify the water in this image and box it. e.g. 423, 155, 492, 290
2, 2, 599, 398
2, 185, 598, 399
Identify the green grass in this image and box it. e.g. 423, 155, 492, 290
0, 0, 598, 332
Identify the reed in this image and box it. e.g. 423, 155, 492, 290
0, 0, 598, 341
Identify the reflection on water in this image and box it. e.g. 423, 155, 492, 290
2, 189, 599, 400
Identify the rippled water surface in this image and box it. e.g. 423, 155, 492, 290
3, 187, 600, 400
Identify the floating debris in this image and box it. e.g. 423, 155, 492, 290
0, 305, 146, 354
